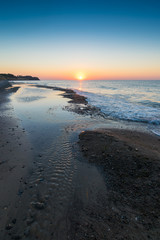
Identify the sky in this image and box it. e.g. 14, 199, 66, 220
0, 0, 160, 80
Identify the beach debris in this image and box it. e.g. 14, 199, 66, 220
18, 189, 24, 196
24, 227, 30, 236
0, 160, 6, 165
26, 217, 35, 225
12, 218, 17, 224
31, 201, 45, 210
5, 223, 13, 230
11, 234, 22, 239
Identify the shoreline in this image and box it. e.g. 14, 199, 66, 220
33, 84, 105, 117
33, 84, 88, 104
0, 82, 160, 239
33, 83, 160, 136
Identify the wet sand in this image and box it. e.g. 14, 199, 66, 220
78, 129, 160, 239
0, 83, 160, 240
0, 83, 105, 240
0, 85, 34, 238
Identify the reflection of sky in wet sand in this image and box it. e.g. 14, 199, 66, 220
18, 96, 46, 102
10, 84, 92, 150
11, 85, 74, 125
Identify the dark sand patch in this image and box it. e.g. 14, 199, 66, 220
77, 129, 160, 239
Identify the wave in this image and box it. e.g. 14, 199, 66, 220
75, 90, 160, 125
138, 100, 160, 109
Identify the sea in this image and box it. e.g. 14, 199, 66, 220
12, 80, 160, 136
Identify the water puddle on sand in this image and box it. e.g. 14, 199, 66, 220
9, 85, 108, 239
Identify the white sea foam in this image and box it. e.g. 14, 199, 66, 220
74, 80, 160, 126
150, 129, 160, 136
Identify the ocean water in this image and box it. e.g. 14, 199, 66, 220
12, 80, 160, 135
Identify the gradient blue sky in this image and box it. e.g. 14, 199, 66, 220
0, 0, 160, 80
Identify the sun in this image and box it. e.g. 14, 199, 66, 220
76, 72, 85, 80
78, 75, 83, 80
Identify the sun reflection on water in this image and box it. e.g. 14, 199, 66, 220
78, 80, 82, 91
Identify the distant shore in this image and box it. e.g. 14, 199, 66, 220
0, 73, 39, 81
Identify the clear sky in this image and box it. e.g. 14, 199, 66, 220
0, 0, 160, 80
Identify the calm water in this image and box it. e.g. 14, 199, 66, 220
12, 80, 160, 135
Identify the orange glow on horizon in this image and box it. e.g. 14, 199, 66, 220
38, 67, 160, 80
75, 72, 86, 80
1, 66, 160, 81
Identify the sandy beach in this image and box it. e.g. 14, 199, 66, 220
0, 83, 34, 238
0, 82, 160, 240
78, 129, 160, 240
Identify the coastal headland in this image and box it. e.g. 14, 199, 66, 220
0, 82, 159, 240
0, 73, 39, 81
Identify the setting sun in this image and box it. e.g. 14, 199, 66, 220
76, 72, 86, 80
